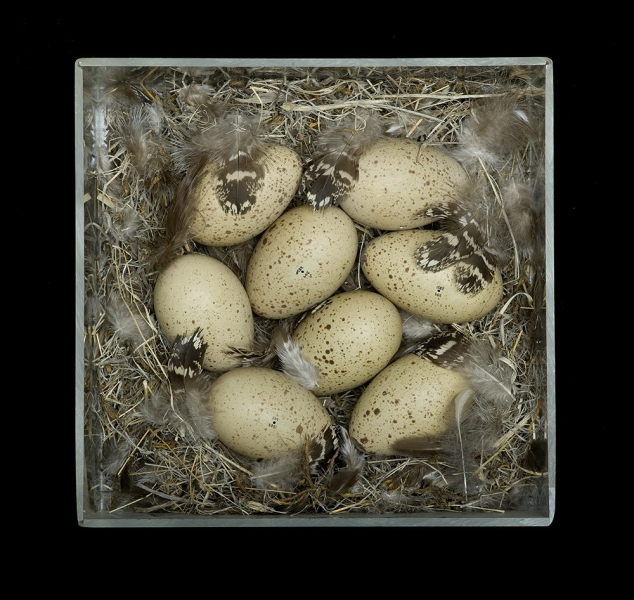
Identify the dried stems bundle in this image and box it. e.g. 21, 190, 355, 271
83, 64, 548, 517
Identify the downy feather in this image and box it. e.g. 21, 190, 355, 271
177, 83, 216, 111
102, 437, 135, 478
457, 337, 516, 405
172, 108, 267, 215
154, 109, 267, 271
209, 111, 267, 215
400, 310, 436, 340
302, 111, 385, 209
500, 173, 546, 356
250, 449, 304, 491
327, 426, 365, 494
114, 104, 170, 188
111, 206, 143, 246
418, 95, 546, 297
452, 94, 541, 174
434, 390, 516, 498
393, 311, 437, 361
414, 331, 516, 404
139, 329, 217, 441
105, 291, 153, 348
139, 376, 217, 442
273, 325, 321, 390
150, 166, 205, 272
411, 331, 520, 497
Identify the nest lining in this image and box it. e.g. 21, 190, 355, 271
82, 64, 548, 517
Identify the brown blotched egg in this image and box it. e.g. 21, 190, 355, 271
208, 367, 332, 459
190, 144, 302, 247
349, 354, 470, 456
291, 290, 402, 396
362, 229, 503, 324
153, 253, 254, 372
245, 205, 358, 320
338, 138, 470, 231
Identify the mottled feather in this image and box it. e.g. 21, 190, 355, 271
302, 112, 384, 209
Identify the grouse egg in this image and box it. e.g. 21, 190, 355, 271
291, 290, 402, 396
245, 205, 358, 319
208, 367, 332, 459
153, 253, 254, 372
362, 229, 503, 324
349, 354, 470, 456
190, 143, 302, 246
338, 139, 469, 230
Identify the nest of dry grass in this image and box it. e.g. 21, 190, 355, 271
82, 63, 549, 518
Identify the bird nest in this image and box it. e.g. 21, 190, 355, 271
80, 60, 552, 522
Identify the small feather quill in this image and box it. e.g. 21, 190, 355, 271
454, 388, 475, 501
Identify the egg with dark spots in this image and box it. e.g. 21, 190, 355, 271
190, 143, 302, 246
153, 253, 254, 372
291, 291, 402, 395
207, 367, 331, 459
245, 205, 358, 319
338, 139, 469, 230
362, 229, 503, 324
349, 354, 470, 456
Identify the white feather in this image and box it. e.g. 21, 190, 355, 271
273, 327, 321, 391
454, 388, 475, 501
400, 311, 435, 340
457, 338, 516, 404
250, 450, 304, 491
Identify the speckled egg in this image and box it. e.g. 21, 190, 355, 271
338, 139, 469, 230
153, 253, 254, 372
362, 229, 503, 324
291, 291, 402, 396
189, 143, 302, 246
245, 205, 358, 320
349, 354, 470, 455
207, 367, 332, 459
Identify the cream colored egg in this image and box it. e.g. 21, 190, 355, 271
153, 253, 254, 372
208, 367, 332, 459
190, 143, 302, 247
338, 139, 469, 230
362, 229, 503, 324
245, 205, 358, 320
349, 354, 470, 455
291, 291, 402, 396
